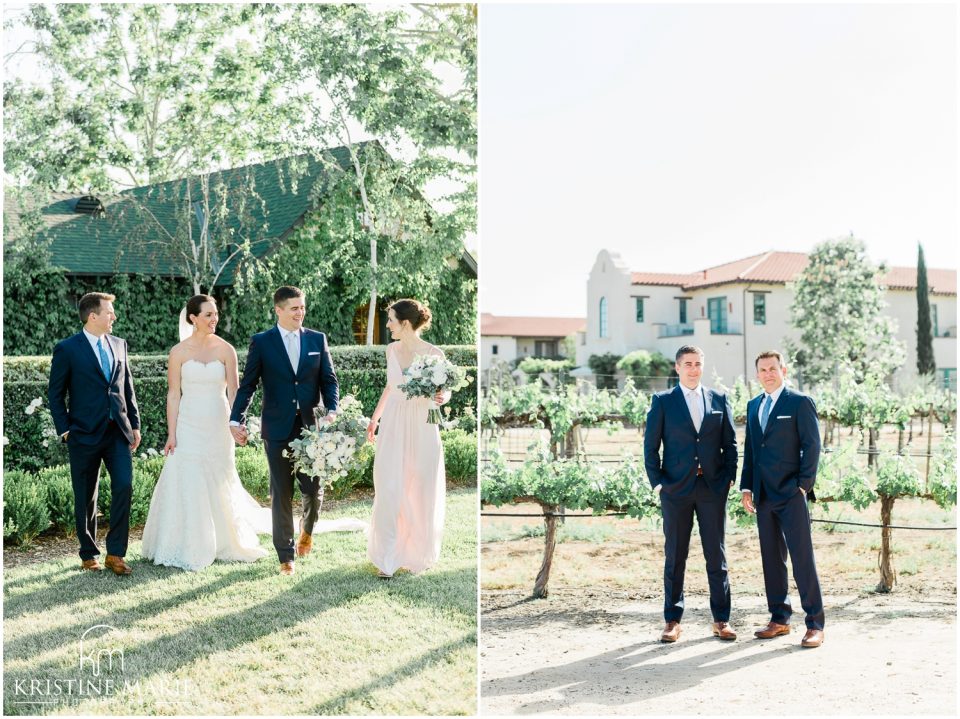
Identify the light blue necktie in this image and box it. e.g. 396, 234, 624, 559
759, 394, 773, 432
96, 338, 112, 381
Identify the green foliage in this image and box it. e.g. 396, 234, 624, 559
788, 236, 906, 386
817, 445, 878, 510
441, 429, 477, 484
875, 452, 923, 498
928, 430, 957, 509
482, 380, 649, 441
616, 350, 673, 389
713, 374, 762, 424
3, 345, 475, 471
517, 357, 575, 376
234, 445, 271, 503
588, 353, 622, 390
916, 243, 936, 376
481, 446, 655, 519
37, 465, 76, 534
3, 470, 51, 545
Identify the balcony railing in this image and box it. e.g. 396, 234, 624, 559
658, 324, 694, 338
710, 321, 742, 335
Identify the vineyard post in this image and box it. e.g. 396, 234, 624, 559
925, 403, 934, 488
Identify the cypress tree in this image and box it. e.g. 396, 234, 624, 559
916, 243, 936, 376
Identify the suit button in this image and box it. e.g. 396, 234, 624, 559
292, 400, 296, 404
761, 443, 766, 448
696, 438, 700, 442
694, 456, 698, 462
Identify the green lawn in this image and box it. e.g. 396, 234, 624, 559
3, 488, 477, 716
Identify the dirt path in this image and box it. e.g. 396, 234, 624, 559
481, 588, 956, 715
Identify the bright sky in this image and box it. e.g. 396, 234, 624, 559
479, 3, 958, 318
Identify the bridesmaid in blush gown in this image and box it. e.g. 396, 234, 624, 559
366, 299, 450, 578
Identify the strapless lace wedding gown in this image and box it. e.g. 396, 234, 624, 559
141, 360, 271, 570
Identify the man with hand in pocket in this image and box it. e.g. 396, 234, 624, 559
644, 345, 739, 643
740, 350, 825, 648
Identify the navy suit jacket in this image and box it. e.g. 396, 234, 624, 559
48, 332, 140, 446
230, 326, 339, 441
644, 384, 738, 498
739, 386, 821, 503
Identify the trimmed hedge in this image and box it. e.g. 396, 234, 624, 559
3, 345, 477, 472
3, 432, 477, 543
3, 470, 51, 545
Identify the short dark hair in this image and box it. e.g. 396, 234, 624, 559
389, 298, 432, 332
273, 286, 305, 307
78, 292, 115, 323
755, 350, 786, 368
675, 345, 704, 363
186, 295, 217, 325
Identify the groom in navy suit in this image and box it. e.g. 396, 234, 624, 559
740, 350, 825, 648
48, 292, 141, 575
230, 286, 339, 575
644, 345, 738, 642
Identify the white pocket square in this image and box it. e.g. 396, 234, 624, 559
308, 351, 321, 356
776, 415, 791, 419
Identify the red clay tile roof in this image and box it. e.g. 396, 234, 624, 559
882, 266, 956, 295
630, 251, 955, 295
481, 313, 586, 337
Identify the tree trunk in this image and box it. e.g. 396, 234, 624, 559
876, 495, 896, 592
366, 232, 377, 346
533, 503, 560, 598
867, 427, 878, 469
897, 428, 904, 454
925, 409, 934, 490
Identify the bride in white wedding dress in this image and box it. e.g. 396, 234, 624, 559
141, 294, 271, 571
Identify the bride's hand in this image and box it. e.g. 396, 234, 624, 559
434, 390, 446, 405
163, 436, 176, 456
366, 419, 378, 444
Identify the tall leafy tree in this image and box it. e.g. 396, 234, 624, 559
265, 4, 476, 344
788, 236, 905, 386
915, 243, 936, 376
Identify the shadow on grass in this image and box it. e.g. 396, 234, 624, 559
309, 633, 476, 715
3, 563, 477, 716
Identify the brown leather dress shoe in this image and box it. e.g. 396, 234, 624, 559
712, 621, 737, 640
660, 621, 681, 643
104, 555, 132, 575
80, 558, 102, 572
801, 628, 824, 648
296, 531, 312, 558
279, 561, 295, 576
754, 621, 791, 639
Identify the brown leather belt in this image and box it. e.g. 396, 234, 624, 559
697, 467, 704, 477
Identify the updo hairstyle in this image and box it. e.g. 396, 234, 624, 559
389, 298, 432, 333
186, 294, 217, 325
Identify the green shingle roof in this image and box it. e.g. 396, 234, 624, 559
3, 146, 359, 285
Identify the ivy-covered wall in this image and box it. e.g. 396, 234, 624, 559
2, 345, 477, 473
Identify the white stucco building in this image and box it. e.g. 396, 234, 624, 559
580, 249, 957, 389
481, 314, 585, 369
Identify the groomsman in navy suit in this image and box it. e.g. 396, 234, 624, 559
644, 345, 739, 642
48, 292, 141, 575
230, 286, 339, 575
740, 350, 825, 648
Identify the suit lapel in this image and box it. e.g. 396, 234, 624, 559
671, 384, 698, 434
77, 332, 109, 386
295, 329, 309, 379
105, 334, 121, 382
270, 326, 297, 379
761, 388, 789, 439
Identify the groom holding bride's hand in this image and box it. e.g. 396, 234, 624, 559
229, 286, 339, 576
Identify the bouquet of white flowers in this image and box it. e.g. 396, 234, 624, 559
397, 354, 472, 424
284, 396, 370, 488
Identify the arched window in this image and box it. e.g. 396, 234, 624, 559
599, 297, 608, 338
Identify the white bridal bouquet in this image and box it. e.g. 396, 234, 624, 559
397, 354, 472, 424
284, 396, 370, 487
